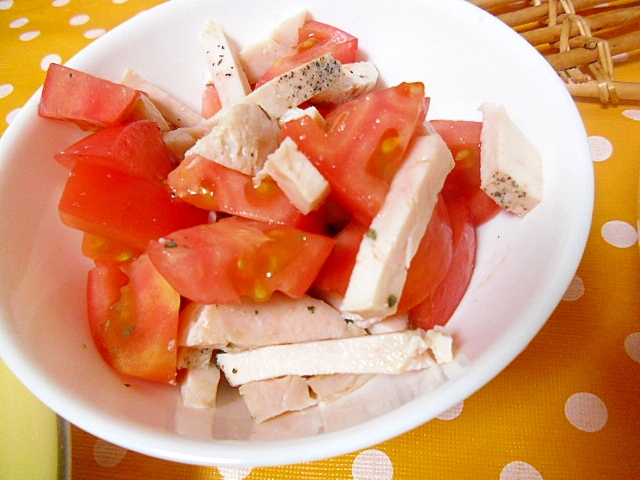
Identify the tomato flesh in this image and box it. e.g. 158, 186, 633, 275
397, 195, 453, 313
87, 254, 180, 383
282, 82, 428, 223
409, 196, 476, 329
59, 160, 209, 251
202, 83, 223, 118
168, 155, 308, 225
39, 63, 140, 130
255, 20, 358, 88
55, 120, 173, 182
312, 220, 369, 296
81, 233, 140, 264
146, 217, 336, 304
431, 119, 501, 225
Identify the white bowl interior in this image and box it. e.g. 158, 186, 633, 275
0, 0, 593, 467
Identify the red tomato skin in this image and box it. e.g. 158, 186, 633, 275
409, 196, 476, 330
54, 124, 126, 169
202, 83, 223, 118
312, 220, 369, 296
255, 20, 358, 88
146, 217, 336, 305
111, 119, 174, 182
431, 119, 502, 226
168, 155, 306, 225
39, 63, 140, 130
58, 160, 209, 251
55, 120, 173, 183
282, 82, 427, 223
81, 232, 141, 264
87, 254, 180, 383
466, 187, 501, 226
397, 195, 453, 313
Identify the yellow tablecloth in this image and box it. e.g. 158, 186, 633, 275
1, 1, 640, 479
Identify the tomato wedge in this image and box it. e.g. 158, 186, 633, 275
39, 63, 140, 130
431, 119, 501, 225
55, 120, 173, 182
312, 220, 369, 296
397, 195, 453, 313
87, 254, 180, 383
168, 154, 309, 225
81, 233, 141, 263
255, 20, 358, 87
282, 82, 428, 223
409, 196, 476, 329
59, 160, 209, 251
146, 216, 336, 305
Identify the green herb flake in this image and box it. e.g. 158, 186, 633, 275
307, 306, 316, 313
164, 239, 178, 248
366, 229, 378, 240
345, 319, 354, 324
387, 295, 398, 308
123, 327, 134, 338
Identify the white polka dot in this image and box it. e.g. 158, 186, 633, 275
52, 0, 70, 6
70, 14, 90, 26
622, 110, 640, 121
0, 0, 14, 10
19, 30, 40, 41
10, 17, 28, 28
0, 84, 14, 99
113, 0, 129, 3
6, 108, 21, 124
93, 439, 127, 467
562, 274, 585, 301
217, 467, 252, 480
565, 392, 608, 432
624, 332, 640, 363
84, 28, 106, 39
588, 135, 613, 162
601, 220, 637, 248
437, 401, 463, 420
41, 54, 62, 71
352, 449, 393, 480
500, 461, 543, 480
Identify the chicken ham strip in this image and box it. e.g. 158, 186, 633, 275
217, 328, 452, 387
179, 292, 364, 350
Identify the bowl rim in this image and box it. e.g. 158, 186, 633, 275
0, 0, 594, 467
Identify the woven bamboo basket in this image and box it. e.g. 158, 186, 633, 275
472, 0, 640, 104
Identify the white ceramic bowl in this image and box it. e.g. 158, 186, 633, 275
0, 0, 593, 467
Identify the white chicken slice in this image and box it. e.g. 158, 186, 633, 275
164, 54, 343, 163
186, 102, 280, 175
238, 9, 309, 84
180, 366, 220, 409
120, 68, 204, 128
311, 61, 379, 105
479, 103, 543, 217
127, 94, 170, 131
341, 133, 455, 321
179, 293, 364, 350
278, 106, 327, 128
217, 328, 451, 387
238, 375, 317, 423
307, 373, 374, 403
254, 136, 330, 214
200, 19, 252, 107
